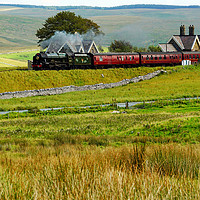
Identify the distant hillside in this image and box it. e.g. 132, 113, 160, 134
0, 4, 200, 49
0, 4, 200, 10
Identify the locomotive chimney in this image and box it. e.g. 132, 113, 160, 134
180, 25, 185, 36
189, 25, 195, 36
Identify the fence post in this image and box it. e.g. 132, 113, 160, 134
126, 102, 129, 109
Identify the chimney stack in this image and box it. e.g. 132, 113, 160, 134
180, 25, 185, 36
189, 25, 195, 36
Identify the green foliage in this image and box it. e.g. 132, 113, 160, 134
147, 45, 162, 52
109, 40, 133, 52
109, 41, 162, 52
36, 11, 103, 42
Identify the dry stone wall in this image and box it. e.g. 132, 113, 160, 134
0, 70, 166, 99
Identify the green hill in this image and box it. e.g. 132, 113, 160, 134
0, 5, 200, 48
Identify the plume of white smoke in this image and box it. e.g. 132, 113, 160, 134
40, 31, 104, 53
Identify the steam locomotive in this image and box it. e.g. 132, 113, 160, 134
32, 51, 200, 70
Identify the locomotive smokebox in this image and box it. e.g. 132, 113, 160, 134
189, 25, 195, 36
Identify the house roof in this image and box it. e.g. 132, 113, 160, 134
159, 43, 178, 52
160, 34, 200, 52
45, 33, 98, 54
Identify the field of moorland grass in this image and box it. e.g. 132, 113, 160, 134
0, 101, 200, 198
1, 99, 200, 144
0, 50, 39, 61
0, 65, 200, 111
0, 57, 27, 69
0, 144, 200, 199
0, 66, 200, 198
0, 67, 164, 93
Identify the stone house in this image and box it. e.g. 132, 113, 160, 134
159, 25, 200, 52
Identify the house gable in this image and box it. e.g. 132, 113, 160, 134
168, 36, 183, 51
191, 36, 200, 51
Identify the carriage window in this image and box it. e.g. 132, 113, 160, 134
122, 56, 124, 61
155, 56, 158, 60
100, 57, 103, 61
164, 55, 167, 60
176, 56, 177, 59
197, 55, 199, 59
189, 55, 191, 59
159, 56, 162, 60
193, 55, 195, 59
142, 56, 144, 59
129, 56, 132, 61
146, 56, 149, 60
179, 55, 181, 59
126, 56, 128, 60
132, 56, 134, 60
151, 56, 153, 60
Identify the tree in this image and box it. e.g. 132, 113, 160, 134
147, 45, 162, 52
109, 40, 133, 52
36, 11, 103, 43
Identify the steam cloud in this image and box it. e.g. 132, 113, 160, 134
40, 31, 104, 53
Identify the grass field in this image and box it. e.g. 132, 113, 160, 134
0, 67, 165, 93
0, 98, 200, 198
0, 65, 200, 198
1, 6, 200, 198
0, 65, 199, 111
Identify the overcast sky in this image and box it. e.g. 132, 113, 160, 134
0, 0, 200, 7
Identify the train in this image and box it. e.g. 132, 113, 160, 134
31, 51, 200, 70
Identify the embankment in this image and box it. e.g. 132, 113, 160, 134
0, 70, 166, 99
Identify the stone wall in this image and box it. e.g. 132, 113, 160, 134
0, 70, 166, 99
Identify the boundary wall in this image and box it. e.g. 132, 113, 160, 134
0, 70, 166, 99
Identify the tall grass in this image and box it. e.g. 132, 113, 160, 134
0, 144, 199, 199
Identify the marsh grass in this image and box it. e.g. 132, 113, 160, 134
0, 144, 200, 199
1, 99, 200, 145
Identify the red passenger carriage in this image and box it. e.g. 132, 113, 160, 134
140, 52, 182, 66
92, 53, 140, 68
182, 52, 200, 64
